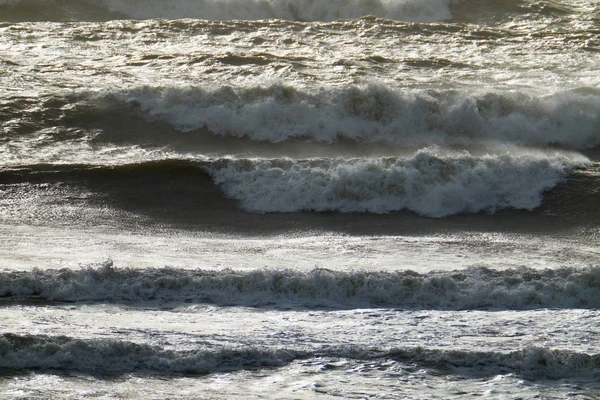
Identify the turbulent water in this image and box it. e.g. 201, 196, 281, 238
1, 0, 599, 398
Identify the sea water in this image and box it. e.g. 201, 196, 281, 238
1, 0, 599, 398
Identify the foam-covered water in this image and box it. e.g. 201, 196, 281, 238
1, 0, 599, 398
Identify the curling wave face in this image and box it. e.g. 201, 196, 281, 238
0, 332, 599, 380
0, 152, 593, 218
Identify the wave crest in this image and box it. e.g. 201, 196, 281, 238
0, 333, 598, 379
209, 151, 583, 215
113, 84, 600, 149
2, 262, 599, 309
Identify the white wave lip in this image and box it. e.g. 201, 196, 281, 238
0, 334, 598, 379
90, 0, 454, 22
2, 263, 599, 309
209, 151, 583, 216
117, 84, 600, 149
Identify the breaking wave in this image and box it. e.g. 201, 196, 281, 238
0, 333, 598, 380
0, 154, 592, 217
110, 84, 600, 149
0, 152, 591, 217
2, 0, 592, 23
5, 85, 600, 151
209, 151, 583, 215
1, 262, 599, 309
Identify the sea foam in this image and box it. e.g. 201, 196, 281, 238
208, 151, 583, 216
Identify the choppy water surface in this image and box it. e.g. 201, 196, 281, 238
1, 0, 599, 398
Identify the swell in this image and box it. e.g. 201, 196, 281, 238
0, 159, 212, 184
0, 333, 598, 380
0, 0, 121, 22
1, 262, 599, 309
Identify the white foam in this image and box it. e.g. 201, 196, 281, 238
209, 150, 585, 216
115, 84, 600, 149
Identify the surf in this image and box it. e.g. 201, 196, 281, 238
2, 262, 599, 309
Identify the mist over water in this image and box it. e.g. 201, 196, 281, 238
0, 0, 456, 22
1, 0, 599, 398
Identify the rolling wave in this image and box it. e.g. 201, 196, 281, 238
83, 85, 600, 149
2, 82, 598, 217
1, 262, 599, 309
0, 333, 298, 375
4, 85, 600, 151
0, 151, 592, 217
0, 155, 594, 217
0, 333, 598, 380
209, 151, 583, 215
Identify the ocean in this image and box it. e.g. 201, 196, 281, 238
1, 0, 599, 398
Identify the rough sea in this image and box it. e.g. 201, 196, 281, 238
1, 0, 599, 398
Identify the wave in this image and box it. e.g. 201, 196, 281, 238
1, 262, 599, 309
209, 151, 585, 215
103, 84, 600, 150
0, 333, 598, 380
0, 150, 591, 216
100, 0, 456, 22
5, 85, 600, 151
0, 333, 299, 375
0, 0, 455, 22
1, 153, 594, 217
449, 0, 589, 23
